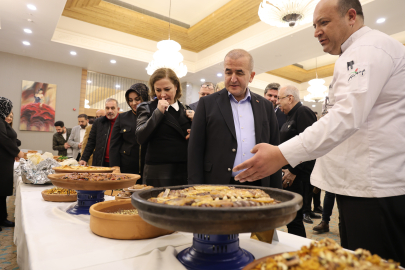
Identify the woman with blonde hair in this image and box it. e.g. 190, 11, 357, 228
136, 68, 193, 187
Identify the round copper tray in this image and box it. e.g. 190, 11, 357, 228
242, 253, 282, 270
48, 173, 140, 191
41, 190, 77, 202
132, 185, 302, 234
53, 166, 114, 173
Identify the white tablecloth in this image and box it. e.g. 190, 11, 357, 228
13, 174, 312, 270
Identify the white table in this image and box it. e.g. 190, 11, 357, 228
13, 175, 312, 270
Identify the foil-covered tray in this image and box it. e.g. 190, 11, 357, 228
15, 158, 60, 185
132, 185, 302, 234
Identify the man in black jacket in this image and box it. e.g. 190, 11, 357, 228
80, 98, 120, 167
264, 83, 287, 130
188, 82, 215, 112
278, 85, 318, 231
188, 49, 282, 188
52, 121, 72, 157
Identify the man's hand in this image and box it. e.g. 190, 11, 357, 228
282, 169, 296, 188
157, 98, 170, 114
185, 129, 191, 140
64, 142, 71, 149
78, 142, 82, 149
233, 143, 288, 182
79, 160, 87, 166
112, 166, 121, 174
186, 110, 195, 121
15, 151, 25, 161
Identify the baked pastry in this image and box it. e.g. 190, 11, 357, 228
61, 173, 129, 181
147, 186, 278, 208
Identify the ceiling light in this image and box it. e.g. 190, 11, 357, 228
115, 85, 120, 88
22, 41, 30, 46
27, 19, 34, 23
200, 79, 205, 82
217, 73, 222, 77
24, 29, 32, 34
87, 80, 92, 84
305, 58, 328, 102
85, 99, 90, 109
312, 105, 316, 107
186, 84, 190, 87
376, 18, 386, 24
110, 60, 116, 64
27, 4, 36, 10
70, 51, 77, 56
258, 0, 319, 28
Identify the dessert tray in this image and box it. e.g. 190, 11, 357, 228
132, 185, 302, 270
41, 188, 77, 202
52, 165, 114, 173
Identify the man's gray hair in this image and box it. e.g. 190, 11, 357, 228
282, 85, 300, 102
105, 98, 118, 107
224, 49, 254, 72
264, 82, 280, 95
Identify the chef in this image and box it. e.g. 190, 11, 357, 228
233, 0, 405, 265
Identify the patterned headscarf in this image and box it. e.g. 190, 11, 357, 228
0, 97, 13, 120
125, 83, 149, 112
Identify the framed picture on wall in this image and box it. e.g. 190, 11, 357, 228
20, 80, 57, 132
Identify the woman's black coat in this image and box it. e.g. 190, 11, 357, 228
0, 118, 20, 196
109, 111, 146, 175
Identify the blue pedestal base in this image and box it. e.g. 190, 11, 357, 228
66, 190, 105, 215
177, 234, 254, 270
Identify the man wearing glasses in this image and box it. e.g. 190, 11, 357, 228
189, 82, 215, 111
264, 83, 286, 130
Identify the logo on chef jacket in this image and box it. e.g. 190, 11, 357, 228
348, 68, 366, 82
347, 61, 354, 70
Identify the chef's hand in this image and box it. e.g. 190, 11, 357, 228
157, 98, 170, 114
185, 129, 191, 140
79, 160, 87, 166
64, 142, 71, 149
282, 169, 296, 188
233, 144, 288, 182
186, 110, 195, 121
112, 166, 121, 173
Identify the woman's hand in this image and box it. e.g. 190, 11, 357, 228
15, 151, 25, 161
157, 98, 170, 114
282, 169, 296, 188
185, 129, 191, 140
186, 110, 195, 121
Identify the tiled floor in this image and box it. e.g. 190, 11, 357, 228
0, 191, 339, 269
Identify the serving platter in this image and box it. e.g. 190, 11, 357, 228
41, 190, 77, 202
53, 166, 114, 173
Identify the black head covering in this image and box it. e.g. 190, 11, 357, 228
0, 97, 13, 120
125, 83, 149, 111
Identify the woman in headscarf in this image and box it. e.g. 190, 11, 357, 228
136, 68, 193, 187
0, 97, 24, 230
5, 111, 21, 147
109, 83, 149, 176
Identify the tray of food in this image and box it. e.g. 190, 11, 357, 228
48, 173, 140, 191
41, 188, 77, 202
132, 185, 302, 234
52, 165, 114, 173
126, 184, 154, 192
243, 238, 401, 270
115, 190, 132, 200
90, 200, 173, 240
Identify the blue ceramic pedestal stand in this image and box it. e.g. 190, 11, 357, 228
177, 234, 254, 270
66, 190, 105, 215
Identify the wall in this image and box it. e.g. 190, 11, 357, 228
0, 51, 82, 154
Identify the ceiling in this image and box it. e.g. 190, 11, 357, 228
1, 0, 405, 90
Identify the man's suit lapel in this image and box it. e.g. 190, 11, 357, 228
250, 93, 263, 144
216, 90, 236, 140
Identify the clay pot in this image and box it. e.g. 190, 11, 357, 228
90, 200, 174, 240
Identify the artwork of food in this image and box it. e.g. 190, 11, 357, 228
252, 238, 400, 270
43, 187, 77, 195
61, 173, 130, 181
148, 186, 279, 207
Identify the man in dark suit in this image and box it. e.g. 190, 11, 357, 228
188, 49, 282, 188
188, 82, 215, 112
264, 83, 286, 130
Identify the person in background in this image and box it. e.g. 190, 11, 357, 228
188, 82, 215, 112
215, 81, 225, 92
81, 110, 105, 166
264, 83, 286, 130
68, 114, 89, 161
53, 121, 72, 157
136, 68, 193, 187
5, 111, 21, 147
80, 99, 119, 167
0, 97, 25, 230
110, 83, 149, 176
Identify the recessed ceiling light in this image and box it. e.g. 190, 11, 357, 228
24, 29, 32, 34
116, 85, 120, 88
27, 4, 36, 10
110, 60, 116, 64
217, 73, 222, 77
87, 80, 92, 83
312, 105, 316, 107
70, 51, 77, 56
200, 79, 205, 82
376, 18, 386, 24
186, 84, 190, 87
22, 41, 30, 46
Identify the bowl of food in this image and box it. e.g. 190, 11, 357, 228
52, 165, 114, 173
89, 200, 174, 240
41, 187, 77, 202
